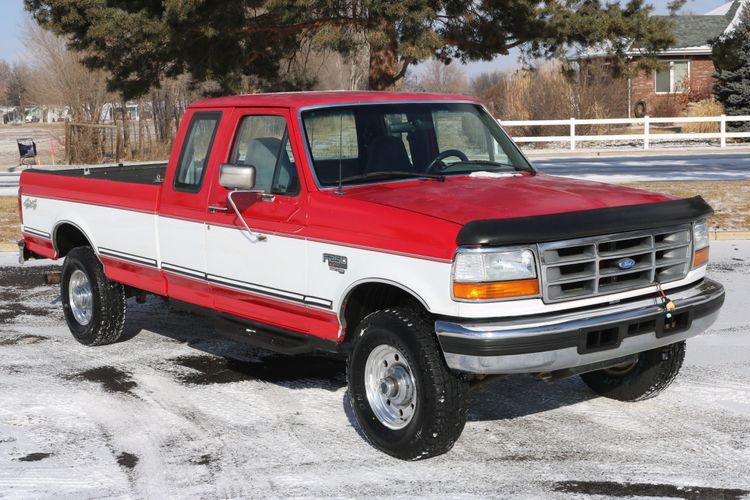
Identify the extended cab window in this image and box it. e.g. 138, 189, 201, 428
174, 111, 221, 192
231, 115, 300, 195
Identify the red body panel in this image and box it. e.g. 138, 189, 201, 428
335, 173, 673, 225
23, 232, 55, 259
20, 171, 161, 214
189, 91, 482, 110
101, 256, 167, 296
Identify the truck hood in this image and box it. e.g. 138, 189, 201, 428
341, 173, 673, 225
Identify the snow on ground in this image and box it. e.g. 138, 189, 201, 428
0, 243, 749, 499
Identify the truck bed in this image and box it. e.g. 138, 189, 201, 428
25, 162, 167, 185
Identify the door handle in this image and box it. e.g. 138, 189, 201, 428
208, 205, 228, 213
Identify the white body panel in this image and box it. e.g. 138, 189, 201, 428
20, 194, 708, 326
21, 195, 158, 265
158, 216, 206, 278
206, 225, 310, 305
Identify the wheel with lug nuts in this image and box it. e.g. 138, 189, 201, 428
61, 246, 127, 346
347, 307, 469, 460
365, 344, 417, 429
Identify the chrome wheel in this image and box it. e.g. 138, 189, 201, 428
68, 269, 93, 326
364, 344, 417, 430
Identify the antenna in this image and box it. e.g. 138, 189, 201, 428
335, 112, 344, 195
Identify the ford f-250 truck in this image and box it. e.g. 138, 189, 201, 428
18, 91, 725, 459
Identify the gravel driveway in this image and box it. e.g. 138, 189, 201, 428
0, 243, 748, 499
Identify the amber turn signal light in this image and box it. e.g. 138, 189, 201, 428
453, 279, 540, 300
693, 246, 709, 268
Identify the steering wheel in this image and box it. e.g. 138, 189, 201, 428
425, 149, 469, 173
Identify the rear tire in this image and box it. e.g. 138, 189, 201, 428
347, 307, 469, 460
61, 247, 127, 346
581, 341, 686, 401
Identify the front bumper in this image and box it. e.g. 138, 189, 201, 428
436, 278, 724, 375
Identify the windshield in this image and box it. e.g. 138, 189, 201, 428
300, 102, 533, 187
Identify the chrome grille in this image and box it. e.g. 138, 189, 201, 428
538, 225, 692, 303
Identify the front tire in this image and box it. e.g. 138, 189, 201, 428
347, 307, 469, 460
580, 341, 686, 401
61, 247, 127, 346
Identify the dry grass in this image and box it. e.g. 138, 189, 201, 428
0, 197, 20, 252
684, 99, 724, 134
625, 180, 750, 232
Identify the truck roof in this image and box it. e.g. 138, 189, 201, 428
189, 90, 482, 110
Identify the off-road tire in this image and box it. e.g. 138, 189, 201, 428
61, 247, 127, 346
347, 307, 469, 460
581, 341, 686, 402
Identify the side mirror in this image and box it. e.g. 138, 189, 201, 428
219, 163, 256, 191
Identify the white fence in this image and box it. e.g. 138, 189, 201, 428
499, 115, 750, 151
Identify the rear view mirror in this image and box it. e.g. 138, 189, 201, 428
219, 164, 256, 191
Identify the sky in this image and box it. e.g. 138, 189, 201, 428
0, 0, 732, 74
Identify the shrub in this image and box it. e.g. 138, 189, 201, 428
684, 98, 724, 133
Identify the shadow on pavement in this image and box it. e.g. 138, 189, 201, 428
120, 297, 346, 391
124, 297, 593, 417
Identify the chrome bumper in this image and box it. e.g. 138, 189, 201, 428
436, 278, 725, 375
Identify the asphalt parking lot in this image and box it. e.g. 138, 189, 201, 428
0, 243, 749, 499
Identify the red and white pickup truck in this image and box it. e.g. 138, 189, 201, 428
18, 91, 724, 459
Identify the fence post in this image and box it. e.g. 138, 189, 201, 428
643, 115, 650, 150
570, 117, 576, 151
720, 114, 726, 148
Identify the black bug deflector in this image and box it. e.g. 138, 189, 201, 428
457, 196, 713, 247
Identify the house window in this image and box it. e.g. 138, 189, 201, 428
655, 61, 689, 93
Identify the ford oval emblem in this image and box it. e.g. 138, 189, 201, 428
617, 257, 636, 270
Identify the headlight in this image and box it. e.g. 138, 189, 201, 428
453, 248, 539, 300
693, 219, 709, 268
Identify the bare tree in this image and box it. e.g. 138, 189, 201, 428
412, 60, 468, 94
0, 60, 11, 104
470, 71, 505, 99
280, 31, 369, 91
0, 61, 31, 108
22, 17, 111, 122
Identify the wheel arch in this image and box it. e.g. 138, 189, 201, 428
339, 278, 430, 341
53, 220, 94, 258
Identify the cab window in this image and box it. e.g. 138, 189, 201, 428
231, 115, 300, 195
174, 111, 221, 192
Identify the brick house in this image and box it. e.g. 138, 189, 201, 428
628, 0, 747, 117
577, 0, 747, 117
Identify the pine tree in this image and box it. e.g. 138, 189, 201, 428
712, 7, 750, 131
25, 0, 677, 97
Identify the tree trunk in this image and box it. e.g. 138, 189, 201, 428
368, 19, 400, 90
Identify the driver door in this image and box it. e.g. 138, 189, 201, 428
204, 108, 311, 333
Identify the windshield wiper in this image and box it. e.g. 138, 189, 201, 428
338, 171, 445, 185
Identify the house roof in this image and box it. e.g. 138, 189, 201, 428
658, 14, 732, 48
572, 0, 746, 59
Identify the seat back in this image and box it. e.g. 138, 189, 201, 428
243, 137, 298, 194
364, 136, 412, 174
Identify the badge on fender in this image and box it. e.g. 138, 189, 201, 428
323, 253, 348, 274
